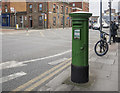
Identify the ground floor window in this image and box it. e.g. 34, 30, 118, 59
2, 17, 7, 24
66, 18, 68, 25
39, 16, 43, 26
53, 17, 56, 26
61, 17, 63, 25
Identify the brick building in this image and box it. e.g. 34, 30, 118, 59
70, 2, 89, 12
2, 1, 26, 27
10, 2, 72, 29
47, 2, 72, 28
24, 1, 89, 29
23, 2, 72, 29
2, 1, 89, 29
25, 2, 48, 29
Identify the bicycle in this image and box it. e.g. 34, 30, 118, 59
94, 30, 109, 56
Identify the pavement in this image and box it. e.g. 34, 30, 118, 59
38, 29, 119, 91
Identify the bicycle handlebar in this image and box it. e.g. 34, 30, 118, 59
99, 30, 109, 36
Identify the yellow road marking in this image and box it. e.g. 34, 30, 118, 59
25, 62, 71, 91
12, 58, 71, 91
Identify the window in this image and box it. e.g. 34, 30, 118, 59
20, 16, 23, 24
39, 4, 42, 11
73, 3, 75, 7
61, 6, 63, 14
29, 4, 32, 12
61, 17, 63, 25
53, 4, 56, 13
2, 17, 6, 24
70, 8, 71, 13
39, 16, 43, 26
5, 5, 8, 12
53, 17, 56, 26
66, 7, 68, 14
66, 18, 68, 25
57, 5, 59, 13
20, 16, 22, 22
29, 16, 32, 20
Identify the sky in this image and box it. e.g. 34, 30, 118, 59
89, 0, 120, 16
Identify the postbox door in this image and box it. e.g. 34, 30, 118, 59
72, 20, 89, 67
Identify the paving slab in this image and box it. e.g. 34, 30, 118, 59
90, 68, 111, 80
95, 59, 115, 65
111, 65, 118, 72
90, 78, 118, 91
54, 84, 73, 91
110, 71, 118, 81
101, 64, 113, 71
89, 62, 103, 69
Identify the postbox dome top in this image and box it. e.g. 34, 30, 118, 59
69, 11, 92, 18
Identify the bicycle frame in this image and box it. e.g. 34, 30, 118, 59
99, 30, 109, 42
99, 30, 109, 54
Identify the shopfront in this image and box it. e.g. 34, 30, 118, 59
2, 13, 10, 26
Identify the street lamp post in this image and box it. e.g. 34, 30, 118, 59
100, 0, 102, 32
63, 2, 65, 29
108, 0, 112, 45
15, 10, 17, 27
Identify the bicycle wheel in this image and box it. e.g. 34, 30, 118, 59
94, 40, 109, 56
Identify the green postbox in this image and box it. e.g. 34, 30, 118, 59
69, 11, 92, 83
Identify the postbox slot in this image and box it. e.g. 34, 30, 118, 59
73, 24, 82, 28
73, 22, 82, 24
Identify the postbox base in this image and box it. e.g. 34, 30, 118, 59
71, 64, 89, 83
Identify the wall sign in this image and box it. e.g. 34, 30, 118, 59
74, 29, 80, 39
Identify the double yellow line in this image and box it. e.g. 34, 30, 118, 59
12, 58, 71, 91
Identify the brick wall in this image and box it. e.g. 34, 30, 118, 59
69, 2, 89, 12
82, 2, 89, 12
2, 2, 26, 13
26, 2, 47, 29
2, 2, 10, 13
48, 2, 72, 29
10, 2, 26, 13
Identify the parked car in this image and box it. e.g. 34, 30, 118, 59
116, 22, 119, 26
93, 23, 100, 30
89, 22, 93, 29
103, 23, 109, 28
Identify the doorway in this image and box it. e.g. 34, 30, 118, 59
29, 16, 32, 27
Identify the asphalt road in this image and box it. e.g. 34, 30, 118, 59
1, 27, 102, 91
1, 28, 72, 91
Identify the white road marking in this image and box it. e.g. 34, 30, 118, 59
0, 71, 26, 83
0, 50, 71, 69
48, 58, 68, 65
0, 32, 3, 35
0, 61, 27, 70
40, 32, 45, 37
21, 50, 71, 64
26, 33, 29, 36
8, 33, 14, 35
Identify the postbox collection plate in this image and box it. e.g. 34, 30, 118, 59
74, 29, 80, 39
